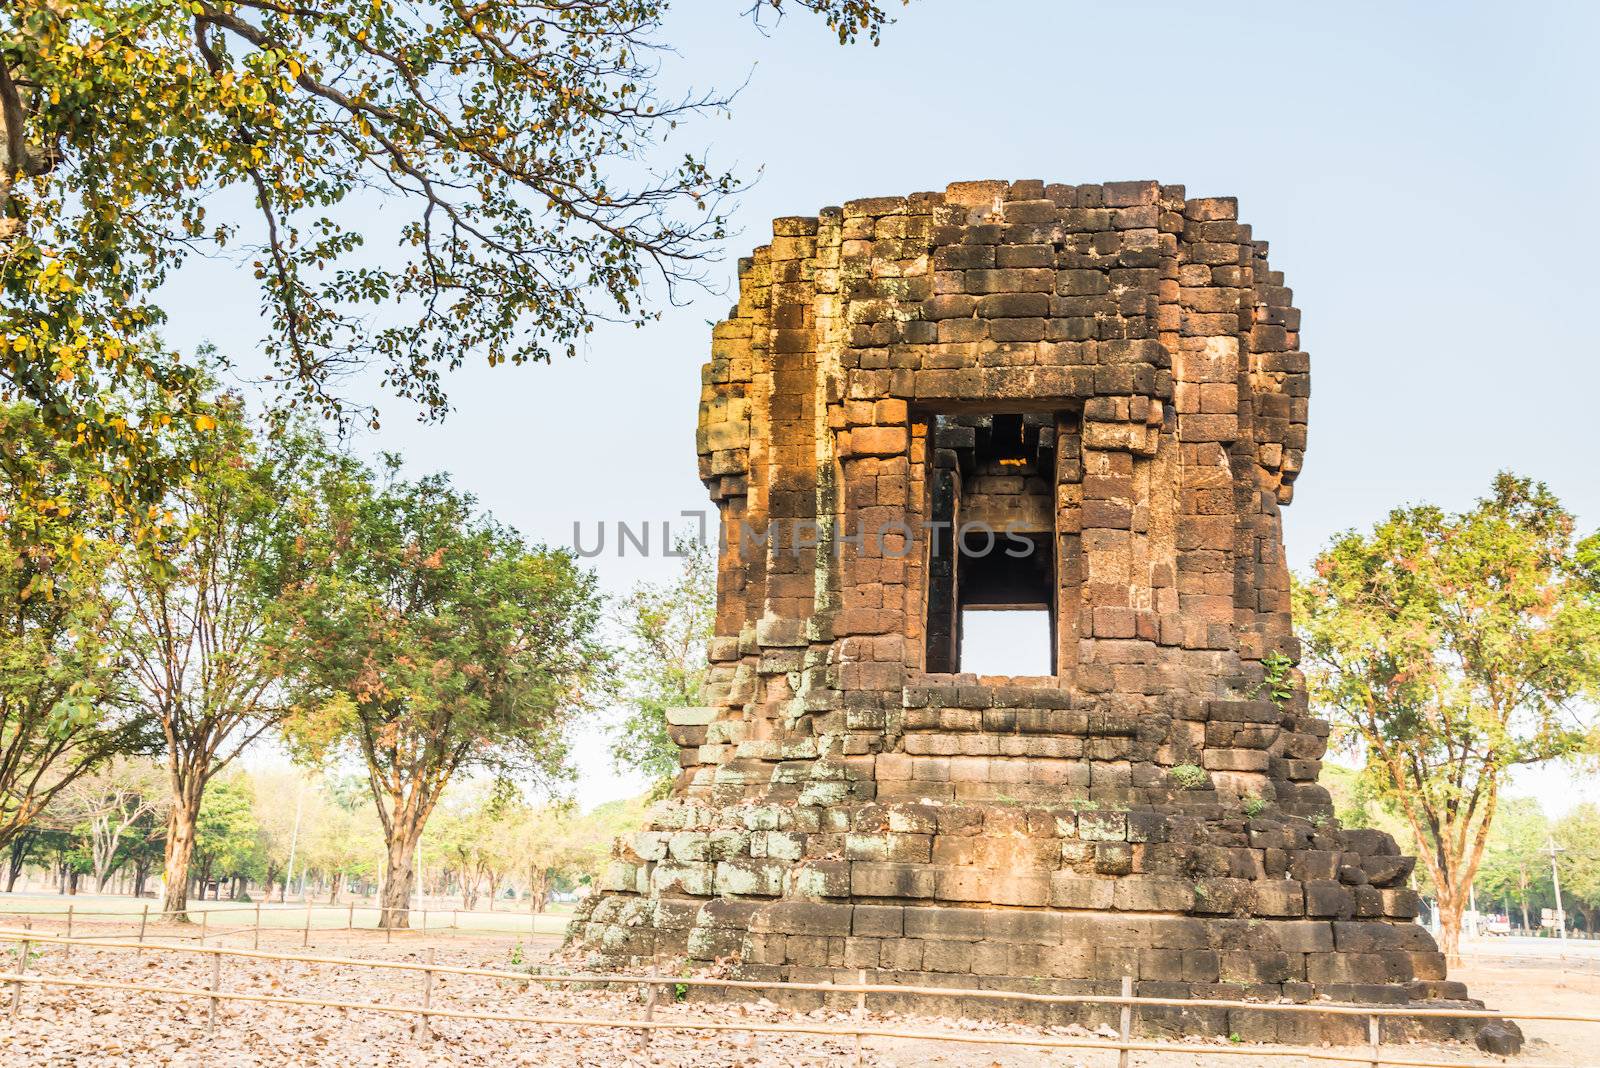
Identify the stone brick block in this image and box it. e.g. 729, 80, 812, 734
1095, 842, 1134, 875
1114, 876, 1195, 912
758, 901, 854, 937
715, 860, 786, 897
1051, 873, 1115, 909
1253, 880, 1305, 917
1078, 811, 1128, 841
850, 863, 935, 899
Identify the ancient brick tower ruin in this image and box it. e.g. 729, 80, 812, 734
569, 180, 1492, 1043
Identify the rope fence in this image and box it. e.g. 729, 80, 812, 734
1, 929, 1592, 1068
0, 900, 568, 950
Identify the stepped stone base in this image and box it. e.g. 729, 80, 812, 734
566, 788, 1489, 1045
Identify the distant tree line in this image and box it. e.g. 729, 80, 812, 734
5, 758, 636, 908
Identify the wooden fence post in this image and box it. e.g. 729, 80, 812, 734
207, 954, 221, 1033
303, 903, 313, 948
420, 908, 427, 935
348, 902, 355, 931
253, 902, 261, 950
1117, 974, 1133, 1068
640, 966, 657, 1050
64, 905, 73, 962
200, 908, 209, 942
1368, 1012, 1382, 1068
853, 967, 867, 1066
8, 920, 31, 1017
413, 947, 435, 1043
138, 904, 149, 944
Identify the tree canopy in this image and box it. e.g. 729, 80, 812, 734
1, 0, 906, 505
1553, 802, 1600, 933
1474, 795, 1550, 931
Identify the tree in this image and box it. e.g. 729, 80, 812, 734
284, 462, 607, 927
117, 804, 166, 897
192, 773, 264, 901
1473, 796, 1550, 932
0, 404, 148, 855
1296, 473, 1600, 963
2, 1, 905, 490
111, 396, 324, 919
302, 784, 379, 905
247, 764, 313, 901
53, 756, 167, 891
612, 536, 714, 791
513, 798, 644, 911
1554, 802, 1600, 934
429, 784, 522, 911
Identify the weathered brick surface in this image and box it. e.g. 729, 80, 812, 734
572, 180, 1484, 1045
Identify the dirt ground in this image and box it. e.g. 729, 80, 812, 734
0, 918, 1592, 1066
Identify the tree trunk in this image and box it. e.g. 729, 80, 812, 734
529, 868, 550, 913
0, 60, 29, 259
378, 829, 420, 929
5, 836, 28, 891
328, 871, 343, 905
1436, 886, 1464, 965
133, 860, 149, 897
161, 790, 202, 921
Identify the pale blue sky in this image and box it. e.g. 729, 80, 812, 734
174, 1, 1599, 809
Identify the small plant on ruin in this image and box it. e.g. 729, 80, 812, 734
1251, 651, 1296, 708
509, 942, 525, 967
1169, 764, 1209, 790
1242, 797, 1268, 819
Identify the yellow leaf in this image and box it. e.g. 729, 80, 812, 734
193, 414, 217, 432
